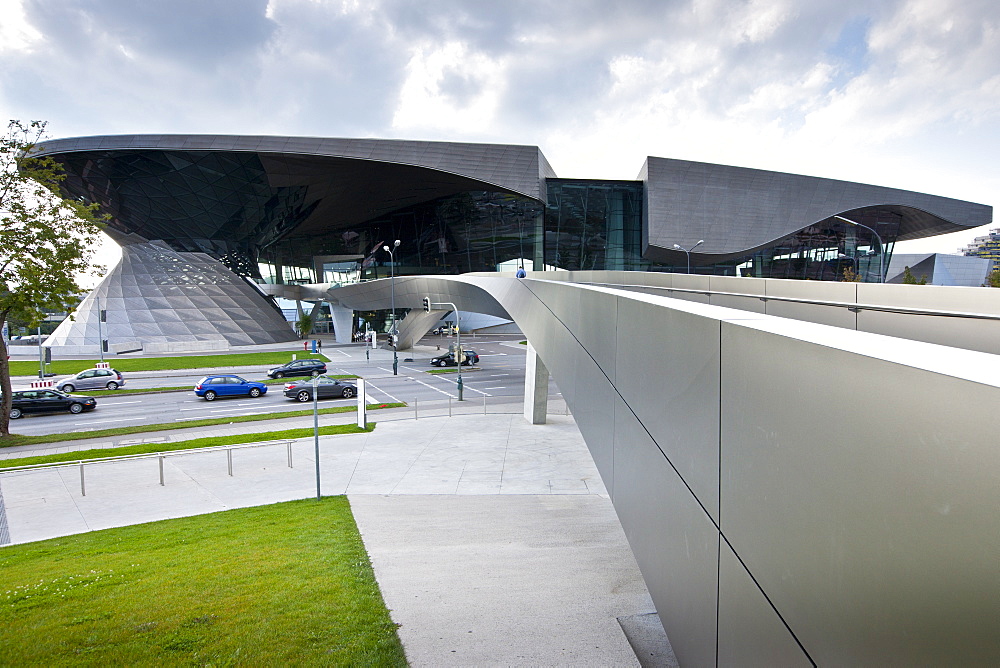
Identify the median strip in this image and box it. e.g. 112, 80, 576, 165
0, 423, 376, 470
0, 402, 405, 449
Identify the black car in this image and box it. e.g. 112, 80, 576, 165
429, 350, 479, 367
6, 389, 97, 419
266, 359, 327, 379
283, 376, 357, 402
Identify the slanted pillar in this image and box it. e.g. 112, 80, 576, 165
523, 341, 548, 424
329, 305, 355, 343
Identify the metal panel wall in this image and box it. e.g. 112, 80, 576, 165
329, 273, 1000, 665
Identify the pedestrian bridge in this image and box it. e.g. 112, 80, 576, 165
328, 272, 1000, 666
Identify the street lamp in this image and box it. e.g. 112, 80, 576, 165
383, 240, 401, 375
834, 216, 884, 283
672, 240, 704, 274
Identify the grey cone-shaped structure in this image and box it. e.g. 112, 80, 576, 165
47, 242, 296, 353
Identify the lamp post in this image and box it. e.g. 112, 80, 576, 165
834, 216, 884, 283
426, 298, 464, 401
672, 240, 704, 274
383, 240, 401, 375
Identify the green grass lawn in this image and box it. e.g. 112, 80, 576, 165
9, 351, 329, 376
0, 423, 375, 469
0, 402, 406, 449
0, 498, 407, 666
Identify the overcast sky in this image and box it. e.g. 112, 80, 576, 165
2, 0, 998, 275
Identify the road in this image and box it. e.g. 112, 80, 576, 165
8, 336, 563, 437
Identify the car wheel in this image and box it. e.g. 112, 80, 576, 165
342, 387, 355, 398
62, 384, 75, 393
204, 390, 217, 401
249, 387, 262, 398
311, 370, 319, 377
9, 408, 22, 419
274, 372, 284, 379
106, 381, 119, 390
296, 390, 311, 402
438, 360, 447, 367
69, 403, 84, 414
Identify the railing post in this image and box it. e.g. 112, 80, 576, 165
159, 455, 165, 486
80, 462, 86, 497
227, 447, 233, 476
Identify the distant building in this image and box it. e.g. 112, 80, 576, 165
961, 227, 1000, 271
886, 253, 992, 286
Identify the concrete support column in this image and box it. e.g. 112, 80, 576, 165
329, 305, 355, 343
523, 341, 549, 424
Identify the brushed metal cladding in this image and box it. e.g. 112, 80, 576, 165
615, 297, 722, 521
720, 322, 1000, 665
717, 542, 813, 666
857, 311, 1000, 355
857, 282, 1000, 315
763, 300, 858, 329
33, 134, 550, 201
328, 272, 1000, 664
612, 394, 721, 668
640, 157, 992, 263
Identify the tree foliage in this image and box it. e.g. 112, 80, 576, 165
985, 267, 1000, 288
0, 120, 107, 437
901, 266, 928, 285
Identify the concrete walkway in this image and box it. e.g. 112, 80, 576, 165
0, 412, 670, 666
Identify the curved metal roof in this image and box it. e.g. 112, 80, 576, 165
639, 157, 992, 265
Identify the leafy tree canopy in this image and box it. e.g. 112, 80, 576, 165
0, 119, 108, 437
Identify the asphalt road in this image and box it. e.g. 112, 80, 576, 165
8, 336, 562, 437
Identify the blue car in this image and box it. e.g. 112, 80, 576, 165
194, 375, 268, 401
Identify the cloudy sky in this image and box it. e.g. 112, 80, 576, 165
2, 0, 998, 273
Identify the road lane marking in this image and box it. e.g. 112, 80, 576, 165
363, 380, 403, 404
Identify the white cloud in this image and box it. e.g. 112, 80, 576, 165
0, 0, 996, 260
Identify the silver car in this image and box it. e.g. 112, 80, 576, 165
56, 367, 126, 392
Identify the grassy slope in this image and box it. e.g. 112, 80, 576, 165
9, 351, 323, 376
0, 423, 374, 469
0, 498, 407, 666
0, 402, 405, 449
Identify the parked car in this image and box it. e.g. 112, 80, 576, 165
429, 349, 479, 367
194, 375, 268, 401
56, 367, 126, 392
283, 376, 357, 402
6, 389, 97, 419
266, 359, 327, 379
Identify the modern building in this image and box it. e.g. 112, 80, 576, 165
30, 134, 991, 350
885, 252, 993, 286
962, 226, 1000, 270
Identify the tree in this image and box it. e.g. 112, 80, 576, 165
985, 267, 1000, 288
841, 266, 862, 282
296, 312, 314, 338
0, 120, 106, 438
901, 266, 928, 285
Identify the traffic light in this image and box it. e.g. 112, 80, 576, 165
422, 296, 430, 312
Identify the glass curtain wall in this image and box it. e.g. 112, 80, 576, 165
543, 180, 646, 271
257, 191, 544, 283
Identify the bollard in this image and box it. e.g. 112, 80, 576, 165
287, 441, 293, 468
159, 455, 165, 486
227, 448, 233, 476
484, 393, 487, 415
414, 398, 418, 420
80, 462, 86, 496
449, 397, 452, 417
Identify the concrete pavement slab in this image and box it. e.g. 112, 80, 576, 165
0, 412, 670, 666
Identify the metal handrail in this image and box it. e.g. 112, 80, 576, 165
591, 282, 1000, 321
